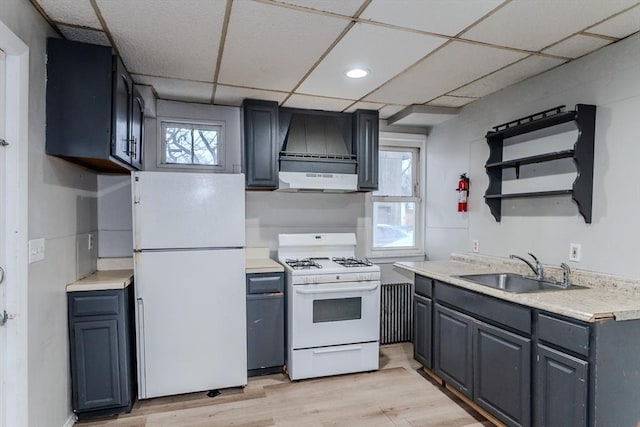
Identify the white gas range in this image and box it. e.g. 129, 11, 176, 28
278, 233, 381, 381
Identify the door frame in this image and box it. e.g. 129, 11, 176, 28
0, 19, 30, 427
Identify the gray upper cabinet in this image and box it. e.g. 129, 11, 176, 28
243, 99, 279, 189
353, 109, 379, 191
46, 38, 143, 173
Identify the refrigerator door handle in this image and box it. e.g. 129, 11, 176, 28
136, 297, 146, 398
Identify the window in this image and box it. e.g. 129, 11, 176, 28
160, 120, 224, 168
369, 133, 424, 257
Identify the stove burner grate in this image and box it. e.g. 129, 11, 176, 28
331, 257, 373, 267
285, 258, 322, 270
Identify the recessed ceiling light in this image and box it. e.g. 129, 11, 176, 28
345, 68, 369, 79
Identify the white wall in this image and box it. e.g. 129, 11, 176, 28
0, 1, 99, 426
97, 175, 132, 257
426, 33, 640, 279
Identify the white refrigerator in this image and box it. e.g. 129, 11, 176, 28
132, 171, 247, 399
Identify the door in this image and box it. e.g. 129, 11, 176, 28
535, 344, 588, 427
434, 303, 474, 398
129, 86, 144, 170
243, 99, 278, 189
135, 249, 247, 398
413, 294, 432, 368
111, 56, 131, 165
247, 293, 284, 371
132, 171, 245, 250
474, 321, 531, 427
290, 281, 380, 349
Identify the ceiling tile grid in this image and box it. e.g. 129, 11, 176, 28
95, 0, 226, 82
360, 0, 503, 36
543, 35, 612, 59
283, 94, 354, 111
296, 22, 447, 100
587, 4, 640, 39
364, 41, 527, 105
343, 101, 386, 113
217, 0, 350, 92
275, 0, 366, 16
450, 55, 567, 98
427, 96, 477, 108
58, 25, 111, 47
36, 0, 103, 29
460, 0, 639, 51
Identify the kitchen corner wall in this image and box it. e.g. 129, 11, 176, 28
97, 175, 133, 257
1, 1, 98, 426
426, 32, 640, 280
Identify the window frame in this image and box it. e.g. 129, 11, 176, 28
157, 117, 226, 171
366, 132, 426, 260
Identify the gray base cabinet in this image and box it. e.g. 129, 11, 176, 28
413, 294, 432, 368
246, 272, 285, 376
474, 321, 531, 427
434, 303, 474, 398
535, 344, 587, 427
413, 275, 640, 426
68, 287, 135, 419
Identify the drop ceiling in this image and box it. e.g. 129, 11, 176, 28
33, 0, 640, 119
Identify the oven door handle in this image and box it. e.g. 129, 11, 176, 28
313, 345, 362, 354
295, 284, 379, 294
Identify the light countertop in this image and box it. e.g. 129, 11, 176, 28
395, 259, 640, 323
66, 269, 134, 292
245, 247, 284, 274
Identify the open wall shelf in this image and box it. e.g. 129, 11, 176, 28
484, 104, 596, 223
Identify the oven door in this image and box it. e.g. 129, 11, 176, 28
290, 281, 380, 349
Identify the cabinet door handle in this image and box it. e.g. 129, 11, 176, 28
313, 345, 362, 355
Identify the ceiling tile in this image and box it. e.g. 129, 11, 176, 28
360, 0, 503, 36
378, 105, 406, 119
58, 25, 111, 47
427, 96, 476, 108
95, 0, 224, 82
282, 94, 354, 111
364, 41, 526, 105
132, 75, 214, 104
214, 85, 288, 107
298, 23, 446, 99
587, 5, 640, 39
218, 1, 349, 91
450, 55, 567, 98
461, 0, 639, 51
344, 101, 385, 113
35, 0, 102, 29
543, 35, 611, 59
276, 0, 365, 16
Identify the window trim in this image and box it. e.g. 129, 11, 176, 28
366, 132, 426, 260
156, 117, 226, 171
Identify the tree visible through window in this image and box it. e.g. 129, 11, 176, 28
162, 121, 221, 166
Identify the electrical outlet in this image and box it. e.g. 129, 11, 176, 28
569, 243, 581, 262
88, 234, 93, 250
472, 240, 479, 253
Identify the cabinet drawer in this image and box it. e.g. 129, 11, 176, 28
415, 275, 433, 298
70, 292, 121, 317
537, 313, 590, 357
435, 281, 531, 335
247, 273, 284, 294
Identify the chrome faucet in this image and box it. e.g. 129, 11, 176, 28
560, 263, 571, 288
509, 253, 544, 280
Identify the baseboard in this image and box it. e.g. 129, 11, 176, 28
62, 413, 76, 427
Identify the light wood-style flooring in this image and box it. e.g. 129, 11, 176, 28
78, 343, 492, 427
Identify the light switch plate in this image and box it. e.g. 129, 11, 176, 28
472, 240, 479, 253
28, 238, 45, 263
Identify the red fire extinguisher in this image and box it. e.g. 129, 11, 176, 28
457, 173, 469, 212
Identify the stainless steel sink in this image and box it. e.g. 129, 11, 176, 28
455, 273, 584, 293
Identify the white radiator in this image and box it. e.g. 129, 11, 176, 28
380, 283, 413, 344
